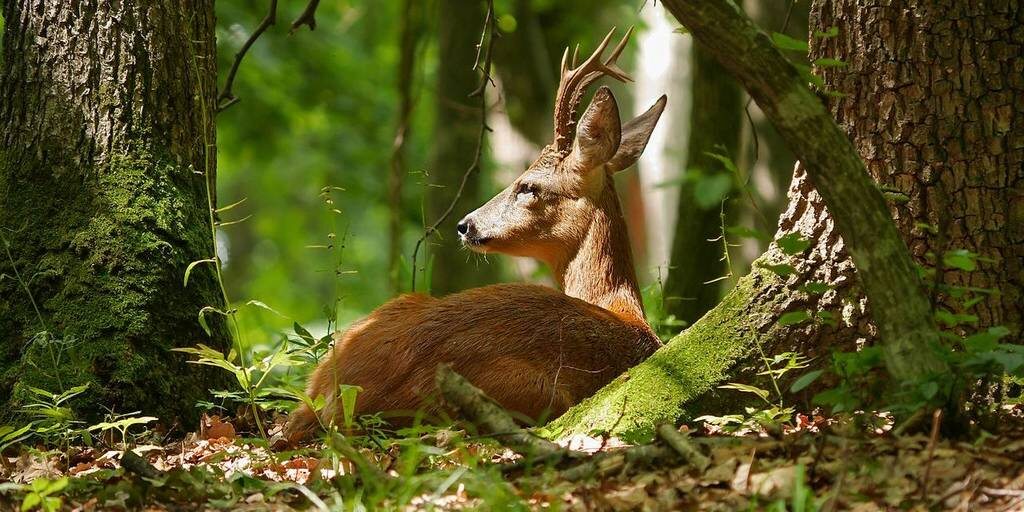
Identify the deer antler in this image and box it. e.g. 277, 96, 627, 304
552, 27, 634, 153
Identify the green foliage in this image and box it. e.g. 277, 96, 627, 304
802, 248, 1022, 422
771, 32, 809, 52
17, 477, 68, 512
173, 342, 303, 438
85, 413, 157, 448
20, 384, 89, 447
641, 278, 688, 342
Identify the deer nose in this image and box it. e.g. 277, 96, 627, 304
456, 218, 473, 237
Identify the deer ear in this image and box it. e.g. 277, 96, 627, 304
606, 95, 667, 173
564, 87, 621, 174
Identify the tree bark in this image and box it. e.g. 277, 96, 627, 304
663, 45, 744, 325
425, 0, 498, 296
546, 0, 1024, 441
0, 0, 230, 422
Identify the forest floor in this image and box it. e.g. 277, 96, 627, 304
2, 407, 1024, 511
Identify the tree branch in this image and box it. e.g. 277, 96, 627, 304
660, 0, 948, 381
218, 1, 278, 112
409, 0, 497, 292
289, 0, 321, 34
435, 364, 565, 458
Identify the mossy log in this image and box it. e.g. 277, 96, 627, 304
543, 266, 786, 442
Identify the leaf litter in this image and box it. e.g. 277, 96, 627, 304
0, 408, 1022, 510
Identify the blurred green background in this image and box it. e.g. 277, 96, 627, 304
213, 0, 802, 348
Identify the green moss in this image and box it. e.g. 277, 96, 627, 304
542, 268, 784, 443
1, 139, 231, 424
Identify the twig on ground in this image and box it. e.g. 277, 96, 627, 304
289, 0, 321, 34
410, 0, 497, 291
893, 408, 928, 436
559, 444, 676, 482
657, 424, 710, 471
218, 0, 279, 112
437, 364, 704, 483
121, 450, 162, 479
919, 409, 943, 500
435, 364, 565, 458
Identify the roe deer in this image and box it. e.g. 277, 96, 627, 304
286, 28, 666, 442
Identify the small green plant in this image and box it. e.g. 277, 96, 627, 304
698, 352, 811, 433
641, 271, 687, 341
16, 477, 68, 512
0, 423, 34, 452
173, 343, 302, 438
799, 247, 1022, 425
20, 384, 89, 448
85, 412, 157, 449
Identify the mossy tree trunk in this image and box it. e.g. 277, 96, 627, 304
424, 0, 498, 296
549, 0, 1021, 441
0, 0, 230, 423
663, 45, 744, 325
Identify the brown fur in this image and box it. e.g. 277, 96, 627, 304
286, 44, 667, 442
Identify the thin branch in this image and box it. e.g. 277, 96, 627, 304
289, 0, 322, 34
410, 0, 497, 292
435, 364, 565, 457
218, 1, 279, 112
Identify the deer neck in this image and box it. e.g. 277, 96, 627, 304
554, 181, 648, 329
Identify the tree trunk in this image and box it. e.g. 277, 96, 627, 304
0, 0, 230, 423
424, 0, 498, 296
548, 0, 1020, 441
663, 45, 744, 325
389, 0, 421, 293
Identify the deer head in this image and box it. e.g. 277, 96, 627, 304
457, 28, 666, 284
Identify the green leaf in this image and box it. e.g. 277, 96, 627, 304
338, 384, 362, 429
816, 310, 837, 327
0, 423, 33, 449
184, 258, 217, 288
86, 416, 157, 433
759, 262, 796, 277
21, 493, 41, 511
693, 174, 733, 209
790, 370, 824, 393
196, 306, 228, 336
776, 233, 811, 255
43, 478, 68, 495
964, 326, 1011, 352
216, 214, 253, 228
53, 384, 89, 406
771, 32, 809, 52
245, 300, 286, 318
943, 249, 978, 271
673, 26, 689, 35
718, 382, 771, 404
704, 151, 740, 176
214, 197, 247, 213
293, 322, 316, 344
813, 57, 847, 68
935, 309, 978, 328
779, 310, 811, 326
794, 63, 826, 89
814, 26, 840, 38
